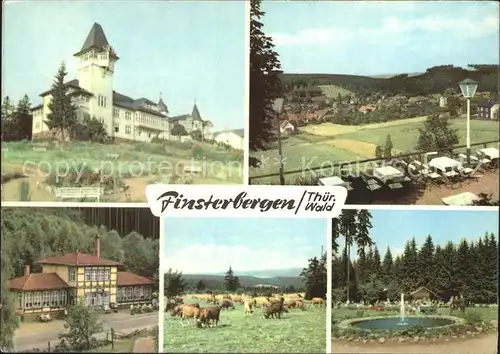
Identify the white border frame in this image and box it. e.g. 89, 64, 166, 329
326, 217, 333, 354
158, 216, 165, 352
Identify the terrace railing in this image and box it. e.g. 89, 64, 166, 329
249, 139, 500, 184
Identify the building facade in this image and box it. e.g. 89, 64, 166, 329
8, 236, 155, 315
31, 23, 212, 142
476, 100, 500, 120
214, 129, 244, 150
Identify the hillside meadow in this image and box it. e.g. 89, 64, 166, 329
2, 139, 243, 202
250, 118, 500, 183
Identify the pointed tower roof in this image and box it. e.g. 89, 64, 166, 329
74, 23, 118, 58
158, 93, 168, 113
191, 102, 202, 121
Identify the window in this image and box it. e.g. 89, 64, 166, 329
85, 268, 91, 281
140, 287, 145, 299
33, 292, 41, 308
114, 124, 119, 133
51, 291, 58, 307
43, 291, 50, 307
60, 290, 67, 306
91, 269, 97, 281
113, 108, 119, 118
98, 269, 104, 281
125, 125, 131, 135
69, 268, 76, 282
98, 95, 107, 107
105, 268, 111, 281
125, 112, 131, 120
117, 287, 122, 302
35, 122, 41, 129
25, 292, 33, 308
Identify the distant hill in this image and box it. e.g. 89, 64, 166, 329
182, 271, 304, 290
280, 65, 499, 96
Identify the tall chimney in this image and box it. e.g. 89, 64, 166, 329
95, 235, 101, 258
25, 264, 30, 276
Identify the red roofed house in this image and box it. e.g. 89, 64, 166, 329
358, 104, 377, 114
9, 235, 155, 315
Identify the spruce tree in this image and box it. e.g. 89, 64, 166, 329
45, 61, 77, 141
249, 0, 283, 164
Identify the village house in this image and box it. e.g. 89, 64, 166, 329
214, 129, 244, 150
358, 104, 377, 114
409, 286, 438, 301
279, 120, 295, 137
8, 235, 155, 316
439, 96, 448, 108
30, 23, 213, 142
476, 99, 500, 120
408, 96, 427, 105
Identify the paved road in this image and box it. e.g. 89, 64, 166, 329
13, 312, 158, 352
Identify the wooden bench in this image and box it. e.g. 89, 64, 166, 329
54, 187, 104, 202
184, 165, 202, 175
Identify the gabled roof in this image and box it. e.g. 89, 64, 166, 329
9, 273, 71, 291
171, 114, 191, 121
191, 103, 202, 121
117, 271, 155, 286
477, 99, 499, 108
36, 251, 121, 267
215, 129, 244, 138
39, 79, 93, 97
112, 91, 167, 118
410, 286, 437, 297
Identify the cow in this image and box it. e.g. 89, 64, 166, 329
311, 297, 325, 308
288, 299, 305, 310
244, 300, 254, 315
181, 304, 201, 321
196, 306, 221, 328
263, 297, 287, 319
220, 299, 235, 310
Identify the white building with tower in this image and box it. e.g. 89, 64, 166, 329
31, 23, 213, 142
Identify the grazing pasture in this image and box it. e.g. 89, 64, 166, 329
164, 295, 326, 353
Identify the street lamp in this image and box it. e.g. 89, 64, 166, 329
459, 78, 479, 165
272, 97, 285, 185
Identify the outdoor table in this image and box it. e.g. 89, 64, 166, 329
479, 147, 499, 160
373, 166, 405, 184
441, 192, 480, 206
443, 170, 458, 178
429, 156, 462, 173
318, 176, 353, 191
429, 172, 441, 179
388, 182, 403, 190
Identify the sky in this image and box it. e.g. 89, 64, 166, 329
2, 1, 245, 130
163, 218, 326, 274
262, 1, 500, 76
343, 209, 499, 260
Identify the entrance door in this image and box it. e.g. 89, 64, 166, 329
103, 291, 110, 307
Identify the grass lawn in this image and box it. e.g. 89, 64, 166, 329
164, 299, 326, 353
332, 307, 498, 322
251, 117, 499, 183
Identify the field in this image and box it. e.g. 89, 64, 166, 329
250, 117, 500, 183
2, 140, 243, 202
318, 85, 355, 98
164, 298, 326, 353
